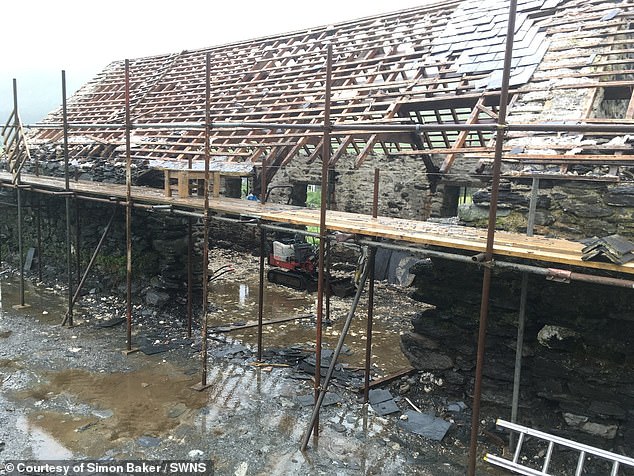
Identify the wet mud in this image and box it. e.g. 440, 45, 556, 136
0, 253, 505, 475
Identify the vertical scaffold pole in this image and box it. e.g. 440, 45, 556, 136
62, 72, 72, 323
193, 52, 212, 391
257, 224, 266, 362
310, 42, 333, 444
75, 201, 81, 284
187, 217, 193, 339
467, 1, 518, 474
36, 195, 42, 282
124, 60, 134, 352
186, 143, 194, 339
12, 79, 26, 308
364, 168, 380, 402
509, 177, 539, 449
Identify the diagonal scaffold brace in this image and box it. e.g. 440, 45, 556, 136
300, 252, 370, 451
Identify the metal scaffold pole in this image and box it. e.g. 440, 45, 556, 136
467, 0, 518, 474
36, 195, 42, 282
509, 176, 539, 450
306, 42, 333, 447
123, 60, 136, 353
11, 79, 27, 309
364, 168, 380, 402
187, 217, 194, 339
257, 224, 266, 362
193, 52, 212, 392
62, 72, 73, 322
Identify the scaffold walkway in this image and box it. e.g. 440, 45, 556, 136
2, 170, 633, 276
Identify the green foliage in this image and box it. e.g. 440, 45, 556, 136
306, 225, 320, 245
306, 190, 321, 209
94, 254, 127, 280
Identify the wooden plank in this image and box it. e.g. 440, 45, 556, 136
358, 366, 416, 391
2, 171, 634, 275
213, 172, 221, 198
164, 169, 172, 197
177, 171, 190, 197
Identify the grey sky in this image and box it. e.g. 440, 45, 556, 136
2, 0, 433, 123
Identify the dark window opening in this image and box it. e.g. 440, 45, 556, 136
441, 185, 476, 217
291, 183, 308, 207
225, 178, 242, 198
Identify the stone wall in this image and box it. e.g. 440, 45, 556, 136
267, 152, 433, 220
0, 189, 203, 303
403, 258, 634, 449
458, 181, 634, 240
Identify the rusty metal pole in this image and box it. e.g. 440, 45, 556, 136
75, 201, 81, 284
364, 168, 380, 402
325, 239, 331, 324
12, 79, 26, 308
193, 52, 212, 391
186, 144, 194, 339
309, 42, 333, 443
187, 217, 193, 339
124, 60, 134, 352
260, 158, 267, 204
36, 195, 42, 281
16, 184, 24, 307
325, 168, 334, 325
467, 1, 518, 474
62, 72, 73, 323
257, 224, 266, 362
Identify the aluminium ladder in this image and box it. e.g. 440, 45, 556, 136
485, 419, 634, 475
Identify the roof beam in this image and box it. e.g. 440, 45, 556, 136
439, 96, 486, 174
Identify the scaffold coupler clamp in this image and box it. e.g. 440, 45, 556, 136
546, 268, 571, 283
471, 252, 495, 269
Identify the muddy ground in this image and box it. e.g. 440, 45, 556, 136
0, 248, 509, 475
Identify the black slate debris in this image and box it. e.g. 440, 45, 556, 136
581, 234, 634, 264
95, 317, 126, 328
368, 389, 400, 416
398, 410, 452, 441
296, 392, 342, 407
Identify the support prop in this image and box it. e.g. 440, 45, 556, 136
61, 208, 116, 326
300, 253, 370, 451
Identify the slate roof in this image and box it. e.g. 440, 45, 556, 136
24, 0, 633, 174
430, 0, 564, 89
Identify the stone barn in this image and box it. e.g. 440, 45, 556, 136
2, 0, 634, 473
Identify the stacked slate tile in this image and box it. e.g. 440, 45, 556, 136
581, 234, 634, 265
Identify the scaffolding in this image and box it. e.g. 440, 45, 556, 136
2, 1, 634, 474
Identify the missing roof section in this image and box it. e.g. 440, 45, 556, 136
431, 0, 564, 90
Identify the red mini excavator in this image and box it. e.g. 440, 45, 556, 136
267, 239, 357, 296
267, 240, 318, 291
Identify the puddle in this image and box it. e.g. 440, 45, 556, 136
0, 260, 446, 473
0, 275, 85, 325
14, 364, 208, 457
209, 278, 412, 373
15, 414, 74, 459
